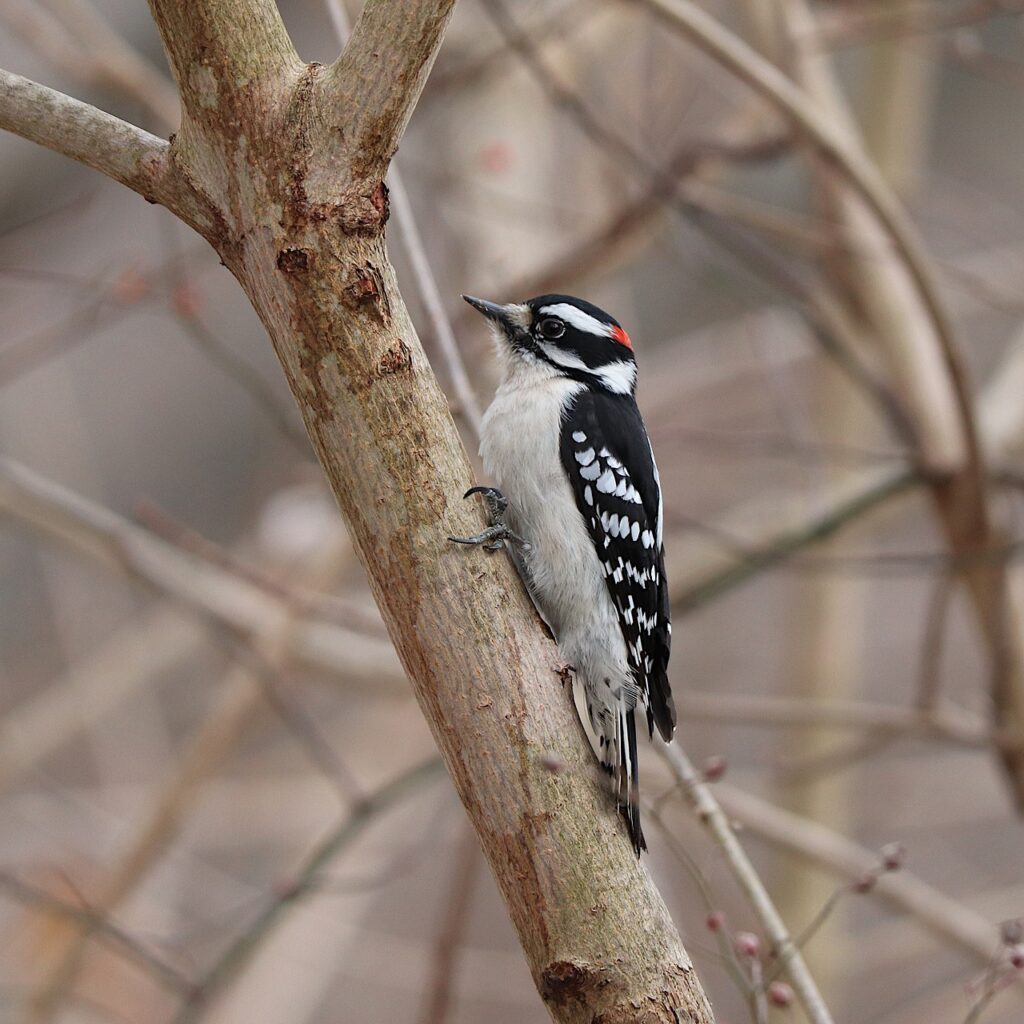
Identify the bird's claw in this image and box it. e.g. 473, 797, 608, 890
450, 486, 530, 552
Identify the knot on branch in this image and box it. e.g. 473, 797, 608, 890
339, 179, 390, 235
377, 340, 411, 376
276, 247, 310, 273
283, 177, 389, 238
541, 959, 606, 1007
343, 264, 391, 323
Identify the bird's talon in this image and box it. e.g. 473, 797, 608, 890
451, 486, 528, 551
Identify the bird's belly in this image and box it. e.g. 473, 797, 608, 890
479, 380, 630, 690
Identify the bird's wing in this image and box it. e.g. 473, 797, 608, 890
559, 389, 675, 740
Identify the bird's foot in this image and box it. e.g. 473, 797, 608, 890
449, 486, 531, 552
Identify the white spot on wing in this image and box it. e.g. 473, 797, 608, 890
572, 430, 587, 442
579, 461, 601, 481
596, 468, 616, 494
575, 447, 595, 466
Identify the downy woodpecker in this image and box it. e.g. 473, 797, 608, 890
451, 293, 676, 855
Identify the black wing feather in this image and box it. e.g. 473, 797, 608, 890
559, 390, 675, 741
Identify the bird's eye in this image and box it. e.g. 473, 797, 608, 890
539, 317, 565, 340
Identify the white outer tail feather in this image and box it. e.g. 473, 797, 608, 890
571, 676, 646, 854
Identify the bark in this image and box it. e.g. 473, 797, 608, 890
0, 2, 714, 1020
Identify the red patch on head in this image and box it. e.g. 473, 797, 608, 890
610, 325, 633, 351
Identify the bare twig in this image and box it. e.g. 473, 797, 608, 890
0, 455, 403, 687
660, 742, 835, 1024
677, 692, 1018, 751
0, 0, 179, 127
672, 467, 919, 613
418, 825, 483, 1024
174, 758, 446, 1023
0, 872, 193, 996
715, 782, 1024, 989
815, 0, 1024, 51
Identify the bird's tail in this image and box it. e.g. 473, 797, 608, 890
616, 706, 646, 856
571, 678, 646, 856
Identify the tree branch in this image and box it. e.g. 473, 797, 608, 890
0, 68, 189, 214
716, 783, 1024, 988
145, 0, 296, 121
0, 455, 402, 688
661, 744, 835, 1024
323, 0, 458, 184
635, 0, 972, 475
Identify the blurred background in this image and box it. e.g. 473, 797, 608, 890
2, 1, 1024, 1021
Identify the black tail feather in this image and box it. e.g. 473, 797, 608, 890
619, 708, 646, 856
646, 667, 677, 742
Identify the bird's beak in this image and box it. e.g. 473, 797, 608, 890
462, 295, 514, 326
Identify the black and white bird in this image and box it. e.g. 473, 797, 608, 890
451, 293, 675, 855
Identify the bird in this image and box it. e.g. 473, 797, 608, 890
450, 293, 675, 855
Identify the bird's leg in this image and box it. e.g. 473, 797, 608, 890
449, 486, 531, 552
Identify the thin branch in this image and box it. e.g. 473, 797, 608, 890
389, 172, 484, 436
676, 692, 1019, 751
660, 743, 835, 1024
672, 467, 919, 614
0, 68, 193, 219
174, 758, 446, 1024
714, 782, 1024, 987
635, 0, 975, 474
0, 872, 193, 997
0, 0, 179, 127
0, 455, 404, 688
816, 0, 1024, 51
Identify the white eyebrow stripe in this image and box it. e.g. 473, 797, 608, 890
538, 303, 615, 338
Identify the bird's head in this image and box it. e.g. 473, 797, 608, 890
463, 293, 637, 395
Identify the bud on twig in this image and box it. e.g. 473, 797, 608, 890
705, 910, 726, 933
881, 842, 906, 872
